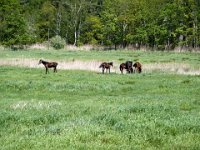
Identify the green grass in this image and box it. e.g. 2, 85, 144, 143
0, 49, 200, 68
0, 66, 200, 149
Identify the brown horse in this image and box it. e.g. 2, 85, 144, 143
119, 63, 126, 74
120, 61, 133, 74
99, 62, 113, 74
133, 62, 142, 73
38, 59, 58, 74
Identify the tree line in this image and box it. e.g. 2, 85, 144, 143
0, 0, 200, 50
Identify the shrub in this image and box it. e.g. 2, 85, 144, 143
50, 35, 65, 50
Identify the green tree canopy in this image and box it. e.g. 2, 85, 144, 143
0, 0, 199, 50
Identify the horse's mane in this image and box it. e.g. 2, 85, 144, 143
39, 59, 49, 65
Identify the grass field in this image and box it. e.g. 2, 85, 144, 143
0, 49, 200, 67
0, 49, 200, 149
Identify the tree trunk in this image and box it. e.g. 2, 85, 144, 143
74, 26, 77, 46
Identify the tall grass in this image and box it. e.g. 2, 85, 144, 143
0, 66, 200, 149
0, 48, 199, 66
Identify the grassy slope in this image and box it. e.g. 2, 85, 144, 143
0, 66, 200, 149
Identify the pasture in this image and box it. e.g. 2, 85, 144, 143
0, 49, 200, 149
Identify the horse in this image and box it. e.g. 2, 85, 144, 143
133, 62, 142, 73
99, 62, 113, 74
125, 61, 133, 73
120, 61, 133, 74
38, 59, 58, 74
119, 63, 126, 74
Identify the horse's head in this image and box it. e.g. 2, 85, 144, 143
38, 59, 43, 65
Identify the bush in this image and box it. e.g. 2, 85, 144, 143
50, 35, 65, 50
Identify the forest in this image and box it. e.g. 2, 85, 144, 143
0, 0, 200, 50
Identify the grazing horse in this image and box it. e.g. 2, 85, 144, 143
99, 62, 113, 74
133, 62, 142, 73
119, 63, 126, 74
120, 61, 133, 74
38, 59, 58, 74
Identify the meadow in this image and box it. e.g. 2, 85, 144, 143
0, 49, 200, 149
0, 49, 200, 67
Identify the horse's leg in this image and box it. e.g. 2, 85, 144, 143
54, 67, 57, 73
127, 68, 130, 74
120, 68, 122, 74
139, 67, 142, 73
121, 68, 124, 74
136, 68, 138, 73
102, 68, 104, 74
131, 68, 133, 73
45, 67, 48, 74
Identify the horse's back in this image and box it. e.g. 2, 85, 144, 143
133, 62, 142, 73
47, 61, 58, 68
133, 62, 141, 68
125, 61, 133, 67
99, 62, 112, 68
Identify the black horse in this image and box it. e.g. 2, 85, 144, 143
99, 62, 113, 74
38, 59, 58, 74
119, 61, 133, 74
125, 61, 133, 73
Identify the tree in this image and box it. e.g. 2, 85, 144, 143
0, 0, 31, 47
0, 0, 199, 50
81, 15, 103, 45
36, 1, 56, 42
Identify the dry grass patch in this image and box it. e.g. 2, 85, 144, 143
143, 63, 200, 75
58, 60, 102, 72
0, 58, 41, 68
10, 100, 62, 110
0, 58, 200, 75
29, 43, 48, 50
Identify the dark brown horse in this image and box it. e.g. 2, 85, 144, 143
38, 59, 58, 74
119, 63, 126, 74
99, 62, 113, 74
133, 62, 142, 73
120, 61, 133, 74
125, 61, 133, 73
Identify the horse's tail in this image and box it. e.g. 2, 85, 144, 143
119, 66, 122, 71
119, 65, 123, 71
